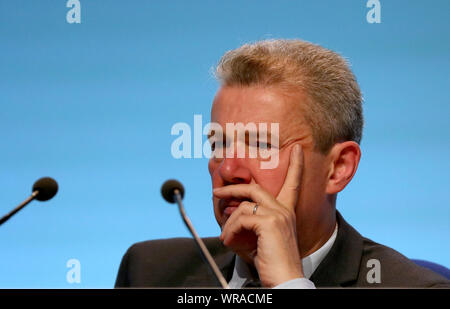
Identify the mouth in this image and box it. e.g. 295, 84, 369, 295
219, 198, 251, 218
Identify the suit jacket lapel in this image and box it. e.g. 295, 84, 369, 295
181, 241, 235, 287
309, 211, 364, 287
180, 211, 363, 288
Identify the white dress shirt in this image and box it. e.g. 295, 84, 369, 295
228, 223, 338, 289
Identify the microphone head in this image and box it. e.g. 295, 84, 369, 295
161, 179, 184, 203
32, 177, 58, 202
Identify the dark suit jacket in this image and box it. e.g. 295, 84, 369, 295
115, 212, 450, 288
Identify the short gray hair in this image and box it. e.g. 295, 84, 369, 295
215, 39, 363, 154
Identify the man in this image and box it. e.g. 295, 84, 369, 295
115, 39, 449, 288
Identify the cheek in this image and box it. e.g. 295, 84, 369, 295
296, 152, 329, 210
208, 159, 214, 177
303, 153, 327, 189
208, 150, 291, 197
208, 159, 219, 184
209, 159, 224, 226
208, 157, 222, 175
251, 152, 290, 197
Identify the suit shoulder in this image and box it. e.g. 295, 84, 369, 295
127, 237, 223, 258
115, 237, 223, 287
128, 237, 194, 256
358, 237, 450, 287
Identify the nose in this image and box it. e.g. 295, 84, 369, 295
218, 157, 252, 185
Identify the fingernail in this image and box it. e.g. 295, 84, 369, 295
292, 144, 300, 156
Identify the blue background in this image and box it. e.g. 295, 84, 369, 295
0, 0, 449, 288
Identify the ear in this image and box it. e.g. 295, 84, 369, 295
325, 141, 361, 194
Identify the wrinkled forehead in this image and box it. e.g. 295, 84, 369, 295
211, 86, 309, 139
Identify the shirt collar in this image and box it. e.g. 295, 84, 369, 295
228, 223, 338, 288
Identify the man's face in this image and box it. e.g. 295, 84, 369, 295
209, 86, 331, 231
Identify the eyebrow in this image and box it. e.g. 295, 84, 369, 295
207, 129, 275, 141
207, 130, 216, 140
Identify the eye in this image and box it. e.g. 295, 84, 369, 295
257, 141, 272, 150
210, 140, 225, 151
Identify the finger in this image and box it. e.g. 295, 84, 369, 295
213, 184, 278, 210
221, 214, 264, 245
224, 201, 272, 223
220, 201, 276, 243
276, 143, 303, 210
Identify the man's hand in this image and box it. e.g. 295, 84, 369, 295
213, 144, 304, 287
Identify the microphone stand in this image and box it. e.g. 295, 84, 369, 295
173, 189, 230, 289
0, 191, 39, 226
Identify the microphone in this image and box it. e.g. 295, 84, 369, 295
0, 177, 58, 226
161, 179, 230, 289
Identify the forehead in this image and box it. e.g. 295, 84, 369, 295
211, 86, 309, 139
212, 86, 286, 122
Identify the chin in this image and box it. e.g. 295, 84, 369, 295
213, 210, 225, 229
